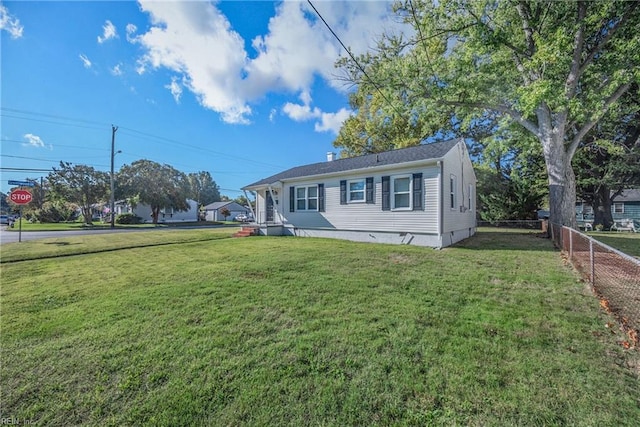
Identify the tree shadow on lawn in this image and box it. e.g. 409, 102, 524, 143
43, 241, 81, 246
455, 228, 556, 252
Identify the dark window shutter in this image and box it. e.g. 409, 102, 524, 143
413, 173, 423, 210
289, 186, 295, 212
340, 180, 347, 205
382, 176, 390, 211
318, 183, 325, 212
366, 177, 374, 204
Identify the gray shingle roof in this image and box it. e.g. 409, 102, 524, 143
614, 189, 640, 202
244, 138, 460, 189
203, 201, 245, 210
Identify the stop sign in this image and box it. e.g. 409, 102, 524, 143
10, 189, 33, 205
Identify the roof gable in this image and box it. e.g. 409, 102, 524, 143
203, 201, 245, 210
244, 138, 460, 189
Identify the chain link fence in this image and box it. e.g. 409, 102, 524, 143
550, 223, 640, 342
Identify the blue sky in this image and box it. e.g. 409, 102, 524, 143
1, 0, 405, 197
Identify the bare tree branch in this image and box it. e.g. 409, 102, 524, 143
567, 82, 632, 158
578, 2, 639, 76
565, 1, 587, 99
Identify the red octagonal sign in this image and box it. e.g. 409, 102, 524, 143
10, 189, 33, 205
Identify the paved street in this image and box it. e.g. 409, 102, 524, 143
0, 226, 148, 244
0, 224, 232, 245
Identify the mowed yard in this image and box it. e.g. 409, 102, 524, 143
1, 229, 638, 426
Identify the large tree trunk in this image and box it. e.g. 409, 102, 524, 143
593, 185, 613, 230
543, 134, 577, 229
81, 207, 93, 225
151, 206, 160, 224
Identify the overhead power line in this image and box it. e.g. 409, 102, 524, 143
1, 106, 285, 171
306, 0, 406, 120
1, 167, 52, 172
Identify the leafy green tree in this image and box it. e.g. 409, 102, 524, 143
34, 200, 79, 223
337, 0, 639, 228
48, 162, 109, 225
574, 85, 640, 229
233, 194, 255, 210
220, 207, 231, 221
118, 160, 190, 224
187, 171, 220, 207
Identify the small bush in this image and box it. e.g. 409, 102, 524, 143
116, 213, 143, 224
34, 201, 79, 223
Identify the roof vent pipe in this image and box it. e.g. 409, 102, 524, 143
327, 152, 336, 162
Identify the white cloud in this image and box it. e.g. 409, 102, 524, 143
133, 0, 250, 123
282, 92, 352, 134
0, 4, 23, 39
111, 63, 123, 76
97, 20, 118, 43
23, 133, 45, 148
314, 108, 353, 134
132, 0, 405, 126
165, 77, 183, 103
268, 108, 277, 122
282, 102, 321, 122
79, 53, 92, 68
126, 23, 137, 42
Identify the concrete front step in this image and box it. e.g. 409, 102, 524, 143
233, 226, 259, 238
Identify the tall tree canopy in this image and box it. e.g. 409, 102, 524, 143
337, 0, 639, 227
574, 84, 640, 229
48, 162, 109, 225
187, 171, 220, 207
118, 160, 190, 224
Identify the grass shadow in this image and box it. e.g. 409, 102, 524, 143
454, 228, 555, 252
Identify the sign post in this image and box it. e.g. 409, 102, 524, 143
9, 189, 33, 243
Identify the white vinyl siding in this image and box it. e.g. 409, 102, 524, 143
441, 141, 476, 233
283, 167, 440, 234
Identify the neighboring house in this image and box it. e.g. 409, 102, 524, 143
577, 189, 640, 224
242, 138, 477, 248
203, 201, 250, 222
114, 199, 199, 223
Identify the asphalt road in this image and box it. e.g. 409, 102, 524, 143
0, 223, 237, 244
0, 226, 157, 244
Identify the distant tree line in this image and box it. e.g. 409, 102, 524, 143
3, 159, 247, 225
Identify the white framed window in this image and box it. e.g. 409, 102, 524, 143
392, 175, 411, 210
296, 185, 318, 211
583, 204, 593, 215
450, 174, 457, 210
348, 179, 365, 203
613, 202, 624, 214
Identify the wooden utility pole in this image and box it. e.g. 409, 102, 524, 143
110, 125, 118, 229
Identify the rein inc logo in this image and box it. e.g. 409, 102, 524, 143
1, 418, 36, 425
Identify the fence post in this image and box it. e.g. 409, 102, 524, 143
569, 228, 573, 259
589, 239, 595, 286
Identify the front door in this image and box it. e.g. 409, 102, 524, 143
266, 192, 274, 222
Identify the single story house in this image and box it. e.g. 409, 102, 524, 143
242, 138, 477, 248
203, 201, 251, 222
577, 189, 640, 224
114, 199, 199, 223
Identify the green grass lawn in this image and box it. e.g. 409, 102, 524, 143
1, 230, 639, 425
587, 231, 640, 258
